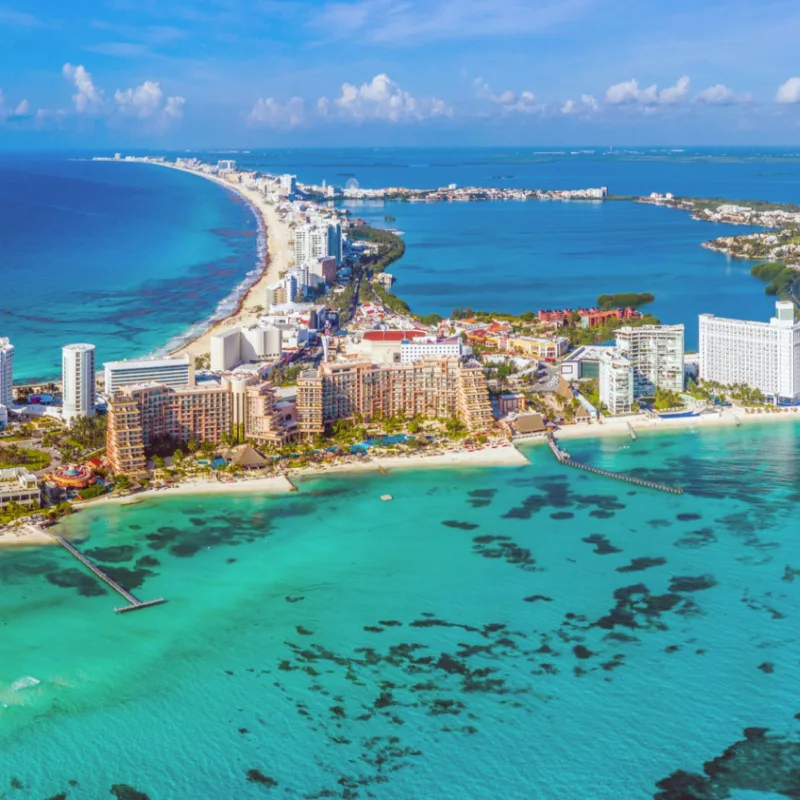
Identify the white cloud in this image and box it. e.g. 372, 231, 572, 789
694, 84, 742, 105
320, 73, 451, 122
248, 96, 306, 128
561, 93, 598, 115
474, 77, 545, 115
776, 77, 800, 104
605, 76, 689, 106
62, 63, 105, 114
113, 80, 186, 129
658, 75, 690, 104
0, 91, 33, 124
60, 64, 184, 130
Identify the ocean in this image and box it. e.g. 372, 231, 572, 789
1, 422, 798, 798
0, 154, 261, 383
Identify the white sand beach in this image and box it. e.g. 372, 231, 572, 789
552, 406, 800, 441
294, 442, 531, 477
150, 163, 294, 360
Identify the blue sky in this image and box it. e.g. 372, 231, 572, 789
2, 0, 800, 147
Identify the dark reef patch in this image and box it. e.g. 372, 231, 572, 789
471, 535, 539, 571
550, 512, 574, 520
85, 545, 137, 563
654, 726, 800, 799
46, 568, 107, 597
467, 489, 497, 508
246, 770, 278, 788
617, 557, 666, 573
674, 527, 717, 550
442, 520, 479, 530
676, 513, 701, 522
110, 785, 151, 800
582, 534, 622, 555
523, 594, 552, 603
668, 574, 717, 592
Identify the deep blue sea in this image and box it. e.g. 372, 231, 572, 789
0, 155, 261, 383
3, 146, 800, 375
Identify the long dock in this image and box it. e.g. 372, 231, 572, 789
46, 532, 166, 613
548, 435, 683, 495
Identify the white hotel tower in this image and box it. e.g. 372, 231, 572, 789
699, 301, 800, 403
0, 337, 14, 408
62, 343, 96, 424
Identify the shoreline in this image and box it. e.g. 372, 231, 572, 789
0, 446, 529, 548
548, 405, 800, 441
139, 162, 294, 361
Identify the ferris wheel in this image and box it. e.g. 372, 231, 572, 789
345, 177, 359, 191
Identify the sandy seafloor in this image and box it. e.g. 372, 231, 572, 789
1, 421, 799, 799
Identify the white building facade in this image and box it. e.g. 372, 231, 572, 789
294, 222, 343, 267
699, 301, 800, 402
62, 343, 96, 424
599, 349, 634, 414
104, 356, 194, 395
400, 337, 464, 363
0, 337, 13, 408
615, 324, 685, 397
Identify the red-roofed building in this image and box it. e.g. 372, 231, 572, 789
579, 307, 643, 328
362, 329, 427, 342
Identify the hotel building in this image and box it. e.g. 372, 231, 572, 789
615, 325, 684, 397
104, 356, 194, 396
296, 358, 493, 435
62, 343, 96, 424
106, 378, 295, 474
699, 301, 800, 403
0, 468, 40, 510
505, 336, 570, 360
0, 337, 13, 408
598, 349, 634, 415
294, 222, 343, 267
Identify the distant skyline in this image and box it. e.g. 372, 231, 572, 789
3, 0, 800, 147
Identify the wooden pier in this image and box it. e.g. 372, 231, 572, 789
626, 422, 637, 441
47, 532, 166, 613
548, 435, 683, 495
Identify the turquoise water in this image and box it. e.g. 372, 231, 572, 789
0, 156, 261, 383
348, 199, 768, 349
2, 422, 798, 798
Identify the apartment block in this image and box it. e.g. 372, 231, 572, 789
598, 349, 634, 414
615, 324, 684, 397
296, 358, 492, 435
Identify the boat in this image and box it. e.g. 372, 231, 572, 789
380, 494, 393, 502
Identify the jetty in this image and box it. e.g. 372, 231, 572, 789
626, 422, 637, 441
43, 529, 166, 613
547, 435, 683, 495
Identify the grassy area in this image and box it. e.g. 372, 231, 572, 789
0, 445, 50, 471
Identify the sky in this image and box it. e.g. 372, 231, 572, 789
2, 0, 800, 148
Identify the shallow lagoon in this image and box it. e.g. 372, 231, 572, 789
1, 422, 798, 798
